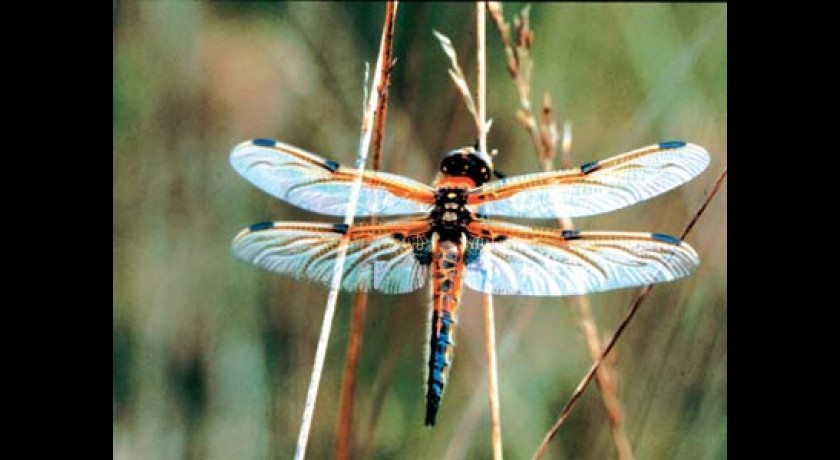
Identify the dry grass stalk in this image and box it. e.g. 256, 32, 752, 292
334, 4, 399, 459
294, 3, 399, 459
489, 3, 634, 458
335, 292, 369, 460
487, 3, 543, 162
532, 168, 728, 459
476, 5, 503, 459
552, 105, 634, 460
434, 11, 502, 456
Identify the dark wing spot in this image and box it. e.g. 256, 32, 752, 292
562, 229, 580, 240
323, 159, 340, 173
651, 232, 681, 245
580, 160, 600, 174
248, 221, 275, 232
252, 138, 276, 147
658, 140, 686, 149
332, 224, 349, 234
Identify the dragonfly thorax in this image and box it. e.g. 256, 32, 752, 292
431, 187, 472, 240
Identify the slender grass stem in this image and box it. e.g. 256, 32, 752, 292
294, 3, 399, 459
334, 292, 367, 460
477, 5, 503, 459
554, 116, 634, 460
489, 4, 635, 456
334, 3, 398, 458
532, 167, 728, 460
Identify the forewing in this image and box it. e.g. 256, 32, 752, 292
233, 219, 432, 294
469, 141, 709, 218
463, 221, 699, 296
230, 139, 436, 216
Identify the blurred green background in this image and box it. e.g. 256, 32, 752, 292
113, 2, 726, 459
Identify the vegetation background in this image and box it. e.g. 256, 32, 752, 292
113, 2, 726, 459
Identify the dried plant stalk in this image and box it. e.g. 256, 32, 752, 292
335, 292, 368, 460
552, 105, 634, 460
476, 5, 503, 460
294, 3, 398, 459
434, 11, 502, 456
532, 168, 728, 459
487, 3, 544, 162
334, 4, 398, 459
489, 3, 634, 458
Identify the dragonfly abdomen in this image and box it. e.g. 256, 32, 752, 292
425, 234, 466, 426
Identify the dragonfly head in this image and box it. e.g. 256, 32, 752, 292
440, 146, 494, 186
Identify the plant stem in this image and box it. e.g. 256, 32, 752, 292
490, 5, 635, 455
334, 293, 367, 460
294, 3, 398, 459
554, 117, 634, 460
334, 3, 398, 458
477, 6, 503, 460
532, 167, 728, 460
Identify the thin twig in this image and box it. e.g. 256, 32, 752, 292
294, 4, 398, 459
553, 110, 634, 460
334, 4, 398, 459
532, 167, 728, 460
490, 4, 634, 457
335, 292, 368, 460
372, 3, 399, 172
477, 4, 503, 459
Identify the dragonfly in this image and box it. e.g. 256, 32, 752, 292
230, 137, 709, 426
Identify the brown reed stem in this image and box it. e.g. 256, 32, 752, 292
294, 4, 398, 459
489, 4, 635, 457
574, 296, 634, 460
334, 3, 398, 456
372, 3, 398, 172
532, 167, 728, 460
554, 112, 633, 460
334, 4, 398, 460
335, 293, 368, 460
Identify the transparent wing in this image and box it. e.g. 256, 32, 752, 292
232, 219, 432, 294
468, 141, 709, 218
230, 139, 436, 216
463, 220, 699, 296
